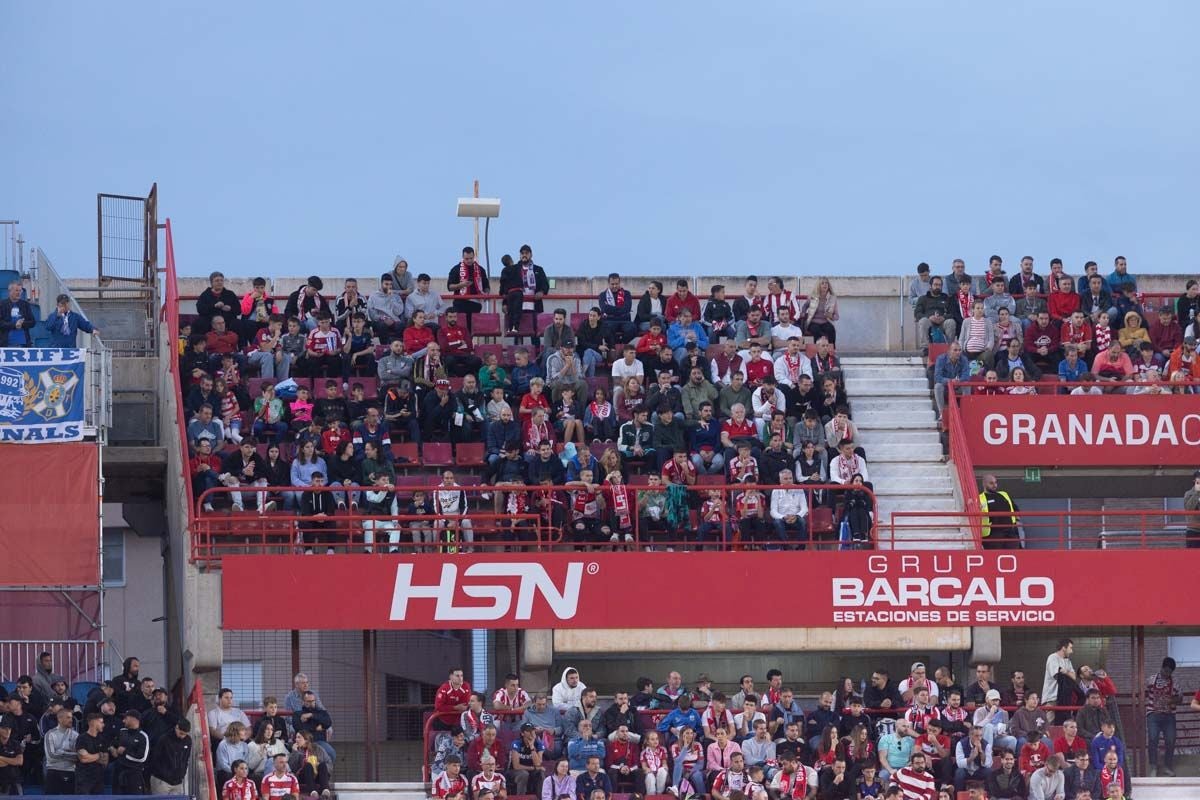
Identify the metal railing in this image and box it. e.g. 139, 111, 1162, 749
944, 374, 983, 545
188, 482, 878, 566
0, 639, 105, 683
186, 678, 218, 800
164, 220, 195, 537
882, 508, 1200, 549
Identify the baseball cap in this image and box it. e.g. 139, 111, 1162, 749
985, 689, 1001, 701
123, 709, 141, 720
435, 378, 451, 388
910, 661, 925, 672
520, 722, 536, 733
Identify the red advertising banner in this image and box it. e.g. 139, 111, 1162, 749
957, 394, 1200, 466
0, 443, 99, 586
221, 550, 1200, 630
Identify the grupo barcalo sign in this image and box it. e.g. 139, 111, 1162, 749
957, 394, 1200, 466
220, 551, 1200, 630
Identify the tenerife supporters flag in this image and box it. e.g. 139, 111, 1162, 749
0, 348, 86, 442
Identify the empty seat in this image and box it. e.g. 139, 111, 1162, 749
472, 313, 502, 337
475, 343, 502, 364
423, 442, 453, 467
536, 312, 556, 331
448, 376, 465, 393
569, 312, 589, 329
392, 442, 420, 465
455, 442, 486, 465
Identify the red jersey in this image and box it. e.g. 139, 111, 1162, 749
606, 738, 640, 769
1061, 319, 1093, 345
661, 458, 696, 485
728, 455, 759, 484
670, 741, 703, 769
700, 499, 725, 524
701, 706, 734, 735
470, 772, 506, 796
665, 292, 702, 323
431, 773, 467, 799
1053, 735, 1088, 759
438, 324, 473, 355
723, 418, 757, 441
1019, 740, 1050, 776
206, 330, 239, 355
891, 766, 936, 800
640, 745, 668, 773
190, 453, 222, 476
261, 773, 300, 800
736, 490, 765, 519
914, 732, 950, 764
321, 428, 348, 457
492, 686, 531, 711
403, 325, 434, 354
223, 778, 259, 800
904, 703, 941, 734
434, 680, 473, 714
519, 392, 551, 415
306, 328, 341, 355
636, 331, 667, 355
744, 357, 773, 386
712, 768, 750, 797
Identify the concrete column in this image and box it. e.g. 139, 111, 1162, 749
520, 629, 554, 694
969, 627, 1002, 665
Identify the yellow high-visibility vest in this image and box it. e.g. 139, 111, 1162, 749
979, 490, 1017, 538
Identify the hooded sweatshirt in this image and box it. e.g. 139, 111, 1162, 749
32, 665, 66, 703
552, 667, 586, 712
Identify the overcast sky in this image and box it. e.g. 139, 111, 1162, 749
3, 1, 1198, 280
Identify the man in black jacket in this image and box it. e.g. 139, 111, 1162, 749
914, 276, 956, 352
863, 669, 903, 717
293, 692, 336, 761
0, 281, 36, 347
148, 719, 192, 794
195, 271, 241, 337
499, 246, 549, 336
140, 689, 179, 743
219, 438, 272, 512
448, 246, 491, 328
300, 473, 336, 554
111, 710, 150, 794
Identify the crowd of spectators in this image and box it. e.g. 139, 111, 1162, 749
181, 258, 879, 550
0, 654, 192, 796
424, 639, 1155, 800
914, 258, 1200, 417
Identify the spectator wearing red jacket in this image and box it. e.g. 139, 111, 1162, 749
437, 309, 483, 377
435, 668, 474, 726
1149, 306, 1184, 359
664, 280, 702, 324
1023, 310, 1062, 373
605, 727, 640, 791
1047, 276, 1080, 322
1019, 738, 1051, 778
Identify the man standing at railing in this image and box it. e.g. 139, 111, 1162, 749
1146, 656, 1181, 777
43, 294, 98, 347
1185, 471, 1200, 548
979, 475, 1022, 550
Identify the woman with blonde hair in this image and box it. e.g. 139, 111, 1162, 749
800, 277, 839, 344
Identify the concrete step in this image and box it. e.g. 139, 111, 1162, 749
1131, 776, 1200, 799
864, 442, 945, 461
338, 783, 427, 800
852, 415, 938, 430
855, 426, 942, 440
843, 368, 928, 380
870, 467, 954, 484
841, 356, 925, 366
845, 377, 930, 392
847, 386, 931, 399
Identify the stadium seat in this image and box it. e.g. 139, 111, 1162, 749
0, 681, 15, 696
392, 442, 420, 465
71, 681, 99, 707
449, 376, 465, 393
475, 343, 502, 364
472, 313, 502, 337
517, 312, 540, 337
927, 342, 948, 367
247, 378, 271, 399
586, 376, 607, 398
423, 442, 453, 467
697, 474, 724, 486
536, 312, 556, 331
570, 312, 589, 329
705, 344, 722, 360
353, 378, 378, 400
455, 442, 485, 466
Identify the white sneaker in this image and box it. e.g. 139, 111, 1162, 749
202, 502, 214, 512
624, 533, 634, 542
261, 501, 277, 513
326, 547, 335, 555
304, 548, 314, 555
480, 491, 492, 500
232, 503, 245, 512
666, 547, 675, 552
667, 788, 679, 797
610, 532, 619, 543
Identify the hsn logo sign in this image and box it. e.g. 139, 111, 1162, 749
389, 562, 590, 622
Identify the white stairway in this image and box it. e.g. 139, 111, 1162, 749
338, 782, 427, 800
1132, 776, 1200, 799
840, 355, 972, 550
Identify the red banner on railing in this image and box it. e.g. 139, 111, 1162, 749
0, 443, 99, 586
957, 394, 1200, 466
221, 550, 1200, 629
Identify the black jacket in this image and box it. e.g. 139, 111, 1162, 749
499, 261, 549, 312
284, 287, 330, 321
1008, 272, 1046, 297
994, 352, 1042, 381
635, 292, 663, 326
576, 321, 612, 355
117, 727, 151, 768
149, 732, 191, 784
261, 457, 291, 488
0, 298, 37, 346
140, 706, 180, 742
220, 451, 267, 484
301, 490, 336, 517
913, 291, 953, 322
196, 288, 241, 328
293, 706, 333, 741
448, 263, 491, 313
862, 681, 902, 714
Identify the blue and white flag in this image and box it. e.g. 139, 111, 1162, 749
0, 348, 86, 442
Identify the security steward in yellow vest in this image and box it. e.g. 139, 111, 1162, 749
979, 473, 1021, 549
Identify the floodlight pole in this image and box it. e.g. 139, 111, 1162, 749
473, 180, 480, 256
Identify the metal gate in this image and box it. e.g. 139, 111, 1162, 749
97, 183, 157, 284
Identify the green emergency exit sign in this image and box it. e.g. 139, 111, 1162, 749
1024, 467, 1041, 483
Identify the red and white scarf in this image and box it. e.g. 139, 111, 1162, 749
588, 400, 611, 419
459, 261, 485, 295
607, 483, 632, 529
836, 454, 862, 482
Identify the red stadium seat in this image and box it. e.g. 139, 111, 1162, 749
570, 312, 589, 329
475, 344, 502, 364
455, 442, 485, 466
423, 442, 453, 467
536, 312, 556, 331
517, 312, 540, 337
697, 474, 724, 486
351, 378, 378, 400
392, 442, 420, 465
449, 377, 465, 393
472, 313, 502, 337
927, 343, 948, 367
586, 376, 608, 398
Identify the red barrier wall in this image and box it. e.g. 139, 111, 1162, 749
0, 443, 100, 585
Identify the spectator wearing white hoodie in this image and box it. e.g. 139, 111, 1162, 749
553, 667, 586, 712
